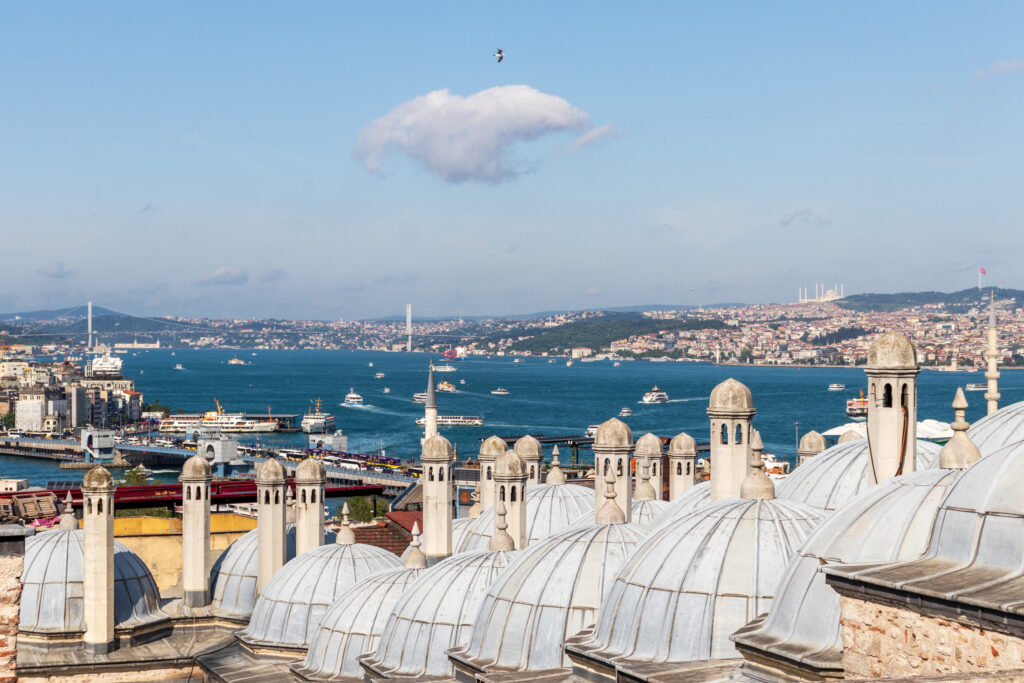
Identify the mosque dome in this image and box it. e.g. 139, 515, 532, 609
181, 454, 211, 478
776, 438, 942, 512
594, 418, 632, 447
290, 565, 424, 680
708, 378, 754, 413
571, 497, 823, 664
19, 530, 167, 637
238, 540, 401, 651
967, 400, 1024, 455
867, 332, 917, 369
295, 457, 326, 481
630, 498, 671, 529
657, 480, 711, 524
451, 522, 649, 672
358, 549, 515, 678
456, 483, 594, 553
732, 467, 961, 675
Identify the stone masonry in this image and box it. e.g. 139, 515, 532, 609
840, 595, 1024, 678
0, 526, 33, 683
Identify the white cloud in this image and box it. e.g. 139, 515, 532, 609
37, 261, 75, 279
195, 267, 249, 286
354, 85, 607, 183
975, 59, 1024, 80
567, 124, 621, 152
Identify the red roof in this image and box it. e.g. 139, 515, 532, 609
386, 510, 422, 533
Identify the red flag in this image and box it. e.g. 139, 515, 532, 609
980, 267, 987, 275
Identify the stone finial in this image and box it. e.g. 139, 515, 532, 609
838, 429, 862, 444
740, 429, 775, 500
468, 486, 482, 518
939, 388, 982, 469
488, 501, 515, 551
336, 502, 356, 545
545, 446, 566, 485
596, 471, 626, 524
634, 453, 656, 501
404, 522, 427, 569
59, 492, 77, 530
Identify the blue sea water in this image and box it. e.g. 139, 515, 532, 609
2, 348, 1020, 487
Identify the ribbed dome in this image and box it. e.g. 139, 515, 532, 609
630, 498, 671, 529
181, 454, 211, 478
238, 541, 401, 651
708, 378, 753, 413
574, 498, 823, 664
256, 457, 285, 482
967, 400, 1024, 455
19, 530, 167, 636
776, 438, 942, 511
295, 456, 326, 481
732, 468, 960, 674
83, 465, 113, 488
594, 418, 632, 447
358, 550, 514, 678
456, 483, 594, 553
453, 522, 648, 672
867, 332, 917, 369
291, 566, 424, 679
422, 434, 453, 461
657, 480, 711, 524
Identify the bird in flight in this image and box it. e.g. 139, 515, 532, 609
494, 49, 504, 63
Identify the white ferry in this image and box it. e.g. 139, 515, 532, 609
374, 372, 386, 379
491, 388, 510, 395
966, 383, 987, 392
383, 387, 391, 394
228, 356, 246, 366
415, 415, 484, 426
827, 383, 845, 391
585, 425, 599, 438
413, 392, 428, 403
174, 364, 184, 371
343, 389, 364, 406
641, 386, 669, 403
619, 407, 633, 417
846, 390, 869, 417
433, 364, 457, 372
301, 399, 336, 434
158, 404, 276, 434
513, 358, 523, 364
90, 352, 123, 377
437, 381, 457, 393
763, 453, 791, 480
459, 379, 466, 385
566, 360, 574, 367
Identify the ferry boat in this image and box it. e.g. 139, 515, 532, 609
763, 453, 790, 479
641, 386, 669, 404
413, 392, 428, 403
437, 381, 457, 393
827, 383, 845, 391
613, 362, 621, 367
415, 415, 484, 427
966, 383, 987, 392
301, 399, 336, 434
374, 372, 386, 379
343, 389, 364, 406
491, 388, 510, 396
548, 359, 556, 364
585, 425, 599, 438
433, 364, 457, 372
566, 360, 574, 367
228, 356, 246, 366
383, 387, 391, 394
158, 401, 276, 434
846, 390, 869, 417
619, 407, 633, 417
174, 364, 184, 371
459, 379, 466, 385
513, 358, 523, 364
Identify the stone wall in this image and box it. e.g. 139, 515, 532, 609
840, 595, 1024, 678
0, 527, 32, 683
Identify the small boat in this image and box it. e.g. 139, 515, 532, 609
375, 372, 386, 379
846, 390, 868, 417
174, 364, 184, 371
491, 388, 510, 396
966, 383, 987, 391
827, 383, 845, 391
383, 387, 391, 394
618, 407, 633, 417
343, 388, 364, 406
228, 356, 245, 366
641, 386, 669, 404
548, 359, 556, 364
459, 379, 466, 385
566, 360, 574, 367
613, 362, 621, 367
513, 358, 523, 364
413, 392, 428, 403
369, 362, 374, 367
585, 425, 599, 438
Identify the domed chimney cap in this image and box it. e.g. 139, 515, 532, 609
513, 434, 542, 460
295, 456, 326, 483
867, 332, 918, 370
594, 418, 633, 448
798, 430, 826, 454
478, 435, 508, 459
635, 432, 663, 456
494, 448, 527, 479
256, 457, 285, 484
181, 454, 212, 480
838, 429, 862, 444
708, 378, 754, 414
422, 434, 453, 462
668, 432, 697, 456
83, 465, 114, 490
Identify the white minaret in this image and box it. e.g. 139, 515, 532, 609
423, 363, 438, 443
256, 457, 287, 593
513, 434, 542, 486
180, 455, 212, 608
406, 304, 413, 352
421, 434, 453, 559
634, 433, 662, 500
82, 465, 115, 654
668, 431, 697, 499
295, 457, 327, 556
494, 444, 528, 549
708, 378, 755, 500
865, 332, 920, 486
985, 292, 1001, 416
592, 418, 633, 521
477, 436, 506, 512
87, 301, 93, 350
797, 430, 825, 466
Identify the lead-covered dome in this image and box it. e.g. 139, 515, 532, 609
451, 522, 648, 672
967, 400, 1024, 455
657, 480, 711, 524
19, 529, 168, 637
709, 378, 753, 413
456, 483, 594, 553
777, 438, 942, 511
238, 540, 401, 651
358, 550, 514, 678
291, 565, 424, 680
867, 332, 917, 369
569, 497, 823, 665
630, 498, 671, 529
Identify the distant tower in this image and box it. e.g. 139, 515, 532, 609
180, 455, 212, 608
295, 457, 327, 556
707, 378, 755, 501
493, 443, 528, 549
634, 433, 662, 500
985, 292, 1001, 416
406, 304, 412, 352
256, 457, 287, 593
797, 430, 825, 466
87, 301, 93, 350
865, 332, 919, 486
668, 431, 697, 499
513, 434, 542, 486
477, 436, 506, 512
592, 418, 633, 521
421, 434, 454, 559
423, 363, 438, 443
82, 465, 115, 654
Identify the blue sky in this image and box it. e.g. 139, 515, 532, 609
2, 2, 1022, 319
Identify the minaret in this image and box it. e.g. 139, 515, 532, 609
82, 465, 115, 654
494, 443, 528, 549
595, 470, 626, 524
514, 434, 542, 486
545, 446, 566, 485
421, 434, 453, 559
939, 389, 982, 470
707, 378, 755, 500
668, 431, 697, 499
634, 433, 661, 500
797, 430, 825, 466
423, 363, 438, 443
985, 292, 1001, 416
488, 501, 515, 552
865, 332, 920, 486
477, 436, 506, 512
592, 418, 633, 521
740, 429, 775, 500
295, 457, 327, 556
180, 454, 212, 608
256, 457, 287, 593
404, 522, 427, 569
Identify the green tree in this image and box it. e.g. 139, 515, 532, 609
117, 465, 151, 486
1, 413, 13, 429
336, 496, 389, 522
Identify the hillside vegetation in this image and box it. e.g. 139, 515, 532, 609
838, 287, 1023, 312
509, 312, 726, 354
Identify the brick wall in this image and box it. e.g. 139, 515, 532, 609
840, 594, 1024, 678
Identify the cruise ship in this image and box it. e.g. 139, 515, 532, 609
301, 399, 336, 434
343, 389, 364, 406
415, 415, 484, 426
641, 386, 669, 403
158, 402, 276, 434
90, 352, 123, 377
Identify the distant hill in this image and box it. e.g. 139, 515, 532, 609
838, 287, 1023, 312
509, 312, 726, 353
33, 314, 183, 335
0, 304, 123, 323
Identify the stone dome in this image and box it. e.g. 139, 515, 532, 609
422, 434, 453, 461
290, 566, 424, 679
635, 432, 663, 456
967, 400, 1024, 456
494, 448, 526, 478
570, 497, 823, 665
708, 378, 754, 414
256, 457, 285, 483
358, 549, 515, 678
867, 332, 917, 369
594, 418, 632, 448
479, 436, 508, 459
732, 467, 961, 675
513, 434, 542, 459
82, 465, 113, 488
657, 480, 711, 524
238, 541, 401, 651
668, 431, 697, 455
776, 438, 942, 512
19, 529, 168, 637
455, 483, 595, 553
798, 430, 825, 453
451, 522, 649, 673
181, 454, 211, 479
295, 456, 326, 481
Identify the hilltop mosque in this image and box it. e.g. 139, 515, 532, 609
10, 307, 1024, 681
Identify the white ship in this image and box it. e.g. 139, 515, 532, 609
641, 386, 669, 403
433, 364, 457, 372
228, 356, 246, 366
619, 407, 633, 417
827, 383, 845, 391
415, 415, 484, 427
383, 387, 391, 394
174, 364, 184, 371
374, 372, 386, 379
437, 381, 457, 393
585, 425, 599, 438
413, 392, 428, 403
491, 388, 510, 395
566, 359, 574, 367
966, 383, 987, 392
158, 402, 276, 434
763, 453, 791, 480
343, 388, 364, 406
90, 352, 123, 377
301, 399, 337, 434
